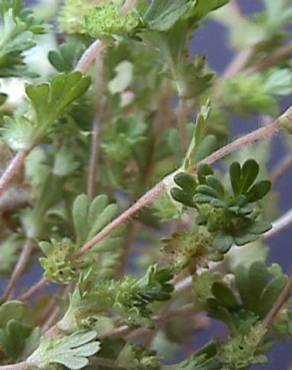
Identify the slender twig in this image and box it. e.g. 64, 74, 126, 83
120, 0, 137, 15
90, 357, 122, 369
177, 97, 189, 152
0, 150, 30, 198
249, 42, 292, 74
263, 275, 292, 328
75, 39, 106, 74
264, 209, 292, 239
87, 58, 104, 199
0, 363, 30, 370
20, 277, 49, 301
1, 238, 35, 301
201, 120, 279, 166
271, 154, 292, 183
222, 47, 254, 79
229, 0, 243, 17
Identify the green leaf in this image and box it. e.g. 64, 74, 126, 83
173, 172, 197, 194
26, 71, 91, 132
212, 282, 239, 309
0, 320, 38, 360
72, 194, 118, 246
0, 2, 45, 77
205, 175, 225, 197
194, 135, 217, 162
214, 234, 233, 253
246, 180, 271, 202
189, 0, 230, 21
48, 38, 86, 72
170, 187, 195, 207
27, 331, 100, 369
143, 0, 191, 31
240, 159, 259, 193
0, 301, 26, 327
229, 161, 241, 196
258, 275, 288, 317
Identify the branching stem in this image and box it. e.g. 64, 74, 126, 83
263, 275, 292, 328
0, 150, 30, 198
1, 238, 35, 301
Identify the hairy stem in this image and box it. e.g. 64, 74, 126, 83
249, 42, 292, 74
120, 0, 137, 15
263, 275, 292, 328
0, 150, 30, 198
75, 39, 107, 74
2, 238, 35, 301
87, 58, 104, 199
0, 362, 30, 370
271, 154, 292, 183
20, 277, 49, 301
200, 119, 279, 166
177, 97, 189, 152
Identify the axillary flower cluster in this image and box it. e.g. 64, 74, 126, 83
60, 0, 140, 38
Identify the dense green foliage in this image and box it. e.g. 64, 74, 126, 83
0, 0, 291, 369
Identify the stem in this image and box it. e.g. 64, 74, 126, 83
120, 0, 137, 15
222, 47, 254, 78
271, 154, 292, 183
263, 276, 292, 328
249, 42, 292, 74
201, 119, 279, 166
20, 277, 49, 301
87, 58, 104, 199
0, 150, 30, 198
0, 362, 30, 370
2, 238, 35, 301
75, 39, 106, 74
264, 209, 292, 239
177, 98, 189, 152
74, 181, 165, 258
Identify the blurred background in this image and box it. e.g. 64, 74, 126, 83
4, 0, 292, 368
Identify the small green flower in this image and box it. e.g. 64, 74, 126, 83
84, 3, 140, 39
39, 238, 78, 284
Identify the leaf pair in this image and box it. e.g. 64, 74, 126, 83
230, 159, 271, 203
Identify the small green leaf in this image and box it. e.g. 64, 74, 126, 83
194, 135, 217, 162
214, 234, 233, 253
174, 172, 197, 194
258, 275, 288, 317
26, 72, 91, 131
240, 159, 259, 193
246, 180, 271, 202
73, 194, 90, 246
229, 161, 241, 196
212, 282, 239, 308
144, 0, 191, 31
205, 175, 225, 197
171, 187, 195, 207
